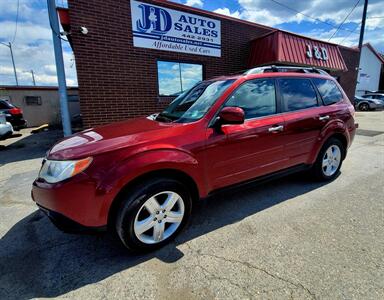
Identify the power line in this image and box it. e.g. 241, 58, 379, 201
340, 22, 361, 44
11, 0, 20, 43
268, 0, 357, 33
328, 0, 360, 41
332, 14, 380, 46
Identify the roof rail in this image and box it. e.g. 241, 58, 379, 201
244, 65, 329, 76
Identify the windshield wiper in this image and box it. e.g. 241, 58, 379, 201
156, 113, 176, 123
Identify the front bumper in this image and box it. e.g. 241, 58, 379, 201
0, 122, 13, 140
38, 204, 106, 233
31, 174, 111, 230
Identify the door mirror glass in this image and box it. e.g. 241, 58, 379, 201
218, 107, 245, 125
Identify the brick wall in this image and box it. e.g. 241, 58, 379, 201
67, 0, 358, 127
331, 47, 360, 101
67, 0, 272, 127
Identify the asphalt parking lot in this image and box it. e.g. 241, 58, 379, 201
0, 112, 383, 300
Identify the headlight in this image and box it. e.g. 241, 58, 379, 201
39, 157, 93, 183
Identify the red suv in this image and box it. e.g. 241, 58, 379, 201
32, 66, 357, 251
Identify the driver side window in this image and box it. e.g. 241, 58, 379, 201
224, 79, 276, 119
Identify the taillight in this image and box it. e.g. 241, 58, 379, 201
9, 108, 22, 115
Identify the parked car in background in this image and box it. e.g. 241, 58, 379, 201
354, 95, 384, 111
0, 100, 27, 130
0, 113, 13, 140
32, 66, 357, 252
361, 93, 384, 102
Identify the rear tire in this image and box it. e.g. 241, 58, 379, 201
115, 177, 192, 252
311, 138, 345, 181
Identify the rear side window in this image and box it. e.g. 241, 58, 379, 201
279, 78, 318, 112
312, 78, 343, 105
224, 78, 276, 119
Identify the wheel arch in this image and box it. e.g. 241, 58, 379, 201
329, 132, 348, 158
107, 168, 200, 229
309, 127, 349, 164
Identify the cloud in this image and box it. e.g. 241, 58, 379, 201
158, 62, 202, 95
212, 0, 384, 51
213, 8, 241, 19
0, 0, 77, 86
185, 0, 203, 8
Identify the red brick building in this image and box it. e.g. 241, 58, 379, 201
64, 0, 360, 128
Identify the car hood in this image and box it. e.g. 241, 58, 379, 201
48, 116, 180, 160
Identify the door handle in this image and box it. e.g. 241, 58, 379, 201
268, 125, 284, 133
319, 115, 330, 121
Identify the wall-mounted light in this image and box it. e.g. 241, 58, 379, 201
80, 26, 88, 35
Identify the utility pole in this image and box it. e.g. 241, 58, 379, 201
358, 0, 368, 50
0, 42, 18, 86
8, 43, 18, 86
47, 0, 72, 136
356, 0, 368, 94
31, 70, 36, 86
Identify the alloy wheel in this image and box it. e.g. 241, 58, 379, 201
322, 145, 341, 177
133, 191, 185, 244
359, 103, 369, 111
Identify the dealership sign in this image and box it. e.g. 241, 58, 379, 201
130, 0, 221, 57
305, 44, 329, 61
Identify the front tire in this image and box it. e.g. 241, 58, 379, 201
311, 138, 345, 181
115, 177, 192, 252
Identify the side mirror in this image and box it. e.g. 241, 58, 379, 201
217, 106, 245, 126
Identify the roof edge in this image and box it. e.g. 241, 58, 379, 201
362, 43, 384, 63
0, 85, 78, 91
151, 0, 358, 52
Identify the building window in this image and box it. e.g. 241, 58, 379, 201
157, 61, 203, 96
68, 95, 79, 102
24, 96, 42, 106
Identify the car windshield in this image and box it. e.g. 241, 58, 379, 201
156, 79, 235, 123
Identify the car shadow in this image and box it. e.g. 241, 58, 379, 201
0, 173, 332, 299
0, 130, 62, 165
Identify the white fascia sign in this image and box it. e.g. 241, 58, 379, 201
130, 0, 221, 57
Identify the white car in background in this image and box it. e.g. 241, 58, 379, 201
0, 113, 13, 140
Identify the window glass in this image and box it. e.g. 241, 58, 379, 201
25, 96, 42, 106
224, 79, 276, 119
157, 79, 234, 123
366, 95, 384, 100
68, 95, 79, 102
313, 78, 343, 105
157, 61, 203, 96
279, 78, 318, 111
0, 100, 13, 109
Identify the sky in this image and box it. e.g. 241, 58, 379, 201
0, 0, 383, 87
